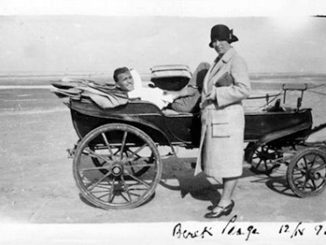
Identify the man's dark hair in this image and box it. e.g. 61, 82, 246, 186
113, 67, 130, 82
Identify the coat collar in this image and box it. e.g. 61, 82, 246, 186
208, 47, 236, 80
219, 47, 236, 64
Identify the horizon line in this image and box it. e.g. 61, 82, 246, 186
1, 72, 326, 78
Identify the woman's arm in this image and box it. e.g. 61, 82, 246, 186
206, 56, 251, 107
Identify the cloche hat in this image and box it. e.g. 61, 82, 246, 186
209, 24, 238, 48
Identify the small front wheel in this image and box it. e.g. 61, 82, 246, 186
73, 123, 162, 209
287, 148, 326, 198
245, 142, 282, 174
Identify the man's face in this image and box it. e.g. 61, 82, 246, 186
116, 71, 134, 91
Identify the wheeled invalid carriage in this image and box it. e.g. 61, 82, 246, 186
56, 66, 326, 209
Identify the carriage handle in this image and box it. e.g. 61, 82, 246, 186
282, 83, 308, 106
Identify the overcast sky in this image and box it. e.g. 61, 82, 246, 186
0, 1, 325, 75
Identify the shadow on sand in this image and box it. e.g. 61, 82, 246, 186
248, 167, 297, 197
160, 157, 298, 205
159, 157, 267, 206
78, 157, 298, 209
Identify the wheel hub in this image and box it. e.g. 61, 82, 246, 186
309, 170, 321, 181
111, 164, 123, 177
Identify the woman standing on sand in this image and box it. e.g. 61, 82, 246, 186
195, 24, 251, 218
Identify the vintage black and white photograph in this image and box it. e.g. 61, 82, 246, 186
0, 0, 326, 244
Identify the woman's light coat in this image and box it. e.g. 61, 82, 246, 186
195, 47, 251, 181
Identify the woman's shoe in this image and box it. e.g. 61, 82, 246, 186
204, 200, 235, 218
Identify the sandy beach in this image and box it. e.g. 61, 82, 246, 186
0, 77, 325, 225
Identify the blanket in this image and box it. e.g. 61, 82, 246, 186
51, 79, 128, 109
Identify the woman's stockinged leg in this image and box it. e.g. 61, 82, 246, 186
204, 176, 238, 218
218, 177, 238, 207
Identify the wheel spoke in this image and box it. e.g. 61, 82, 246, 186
310, 178, 317, 190
97, 191, 111, 200
128, 192, 141, 197
255, 159, 263, 169
125, 189, 132, 202
127, 161, 136, 175
310, 154, 318, 166
303, 178, 311, 189
120, 132, 128, 160
80, 166, 111, 172
101, 133, 114, 156
129, 151, 154, 162
293, 168, 305, 175
83, 148, 112, 163
84, 181, 111, 189
120, 192, 130, 202
92, 188, 111, 193
126, 149, 145, 161
127, 185, 148, 190
121, 175, 132, 202
87, 170, 112, 191
293, 175, 304, 182
129, 144, 149, 160
113, 148, 120, 156
302, 156, 309, 170
108, 178, 115, 202
124, 151, 153, 176
311, 164, 326, 172
125, 163, 154, 169
125, 172, 151, 188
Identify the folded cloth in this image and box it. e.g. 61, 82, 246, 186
51, 79, 90, 89
80, 86, 128, 109
51, 79, 128, 109
50, 87, 82, 98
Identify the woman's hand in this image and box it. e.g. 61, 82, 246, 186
200, 90, 216, 108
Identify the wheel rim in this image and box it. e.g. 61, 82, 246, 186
249, 144, 282, 173
288, 149, 326, 197
73, 124, 162, 209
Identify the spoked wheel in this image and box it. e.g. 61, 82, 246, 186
245, 142, 282, 174
287, 148, 326, 198
73, 123, 162, 209
90, 147, 151, 178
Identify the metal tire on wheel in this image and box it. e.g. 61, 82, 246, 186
73, 123, 162, 209
287, 148, 326, 198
